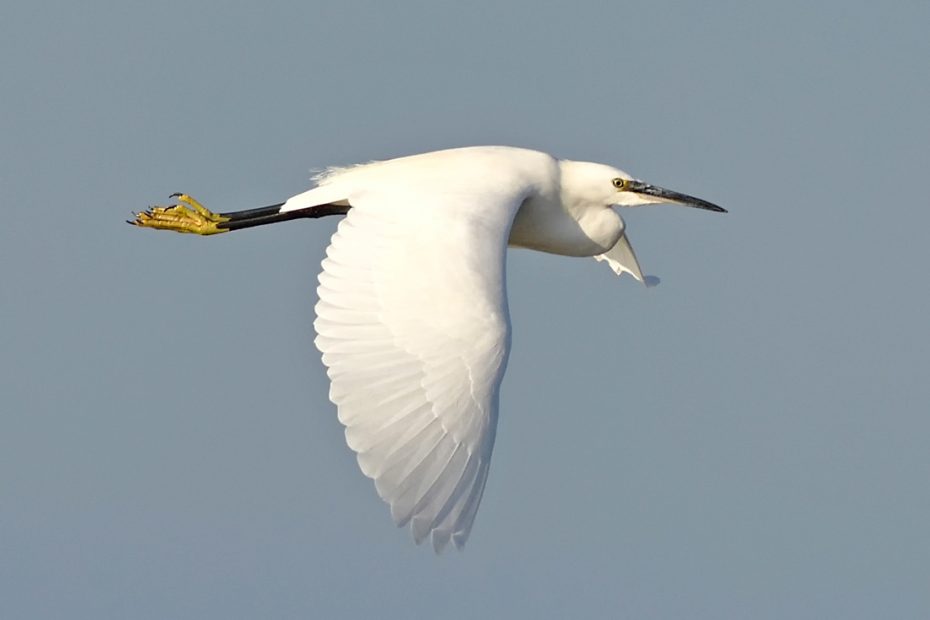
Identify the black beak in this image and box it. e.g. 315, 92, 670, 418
628, 181, 727, 213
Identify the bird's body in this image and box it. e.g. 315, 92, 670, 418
131, 146, 725, 552
284, 147, 624, 258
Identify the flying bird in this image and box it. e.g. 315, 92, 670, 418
130, 146, 725, 552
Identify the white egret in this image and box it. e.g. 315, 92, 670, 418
131, 146, 725, 552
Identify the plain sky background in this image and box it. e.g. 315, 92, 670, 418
2, 1, 929, 618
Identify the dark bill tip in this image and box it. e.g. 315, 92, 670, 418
629, 181, 727, 213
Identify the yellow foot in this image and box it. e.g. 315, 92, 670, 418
129, 194, 230, 235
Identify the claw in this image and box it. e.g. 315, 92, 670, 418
129, 195, 230, 235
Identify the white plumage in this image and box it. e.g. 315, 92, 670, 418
279, 146, 722, 551
303, 149, 541, 551
129, 146, 723, 551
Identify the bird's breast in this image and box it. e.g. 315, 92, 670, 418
508, 197, 624, 257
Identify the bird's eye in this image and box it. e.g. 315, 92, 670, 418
612, 178, 627, 189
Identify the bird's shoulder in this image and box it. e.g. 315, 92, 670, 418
319, 146, 558, 194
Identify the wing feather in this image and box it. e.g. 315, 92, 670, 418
314, 153, 539, 550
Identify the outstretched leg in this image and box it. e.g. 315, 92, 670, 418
129, 193, 349, 235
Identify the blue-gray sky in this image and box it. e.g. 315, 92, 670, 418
2, 1, 929, 618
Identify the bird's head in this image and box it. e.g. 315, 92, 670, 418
561, 161, 727, 213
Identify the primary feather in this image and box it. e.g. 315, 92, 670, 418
311, 148, 552, 550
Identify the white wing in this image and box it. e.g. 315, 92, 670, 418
595, 230, 659, 287
313, 156, 536, 551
